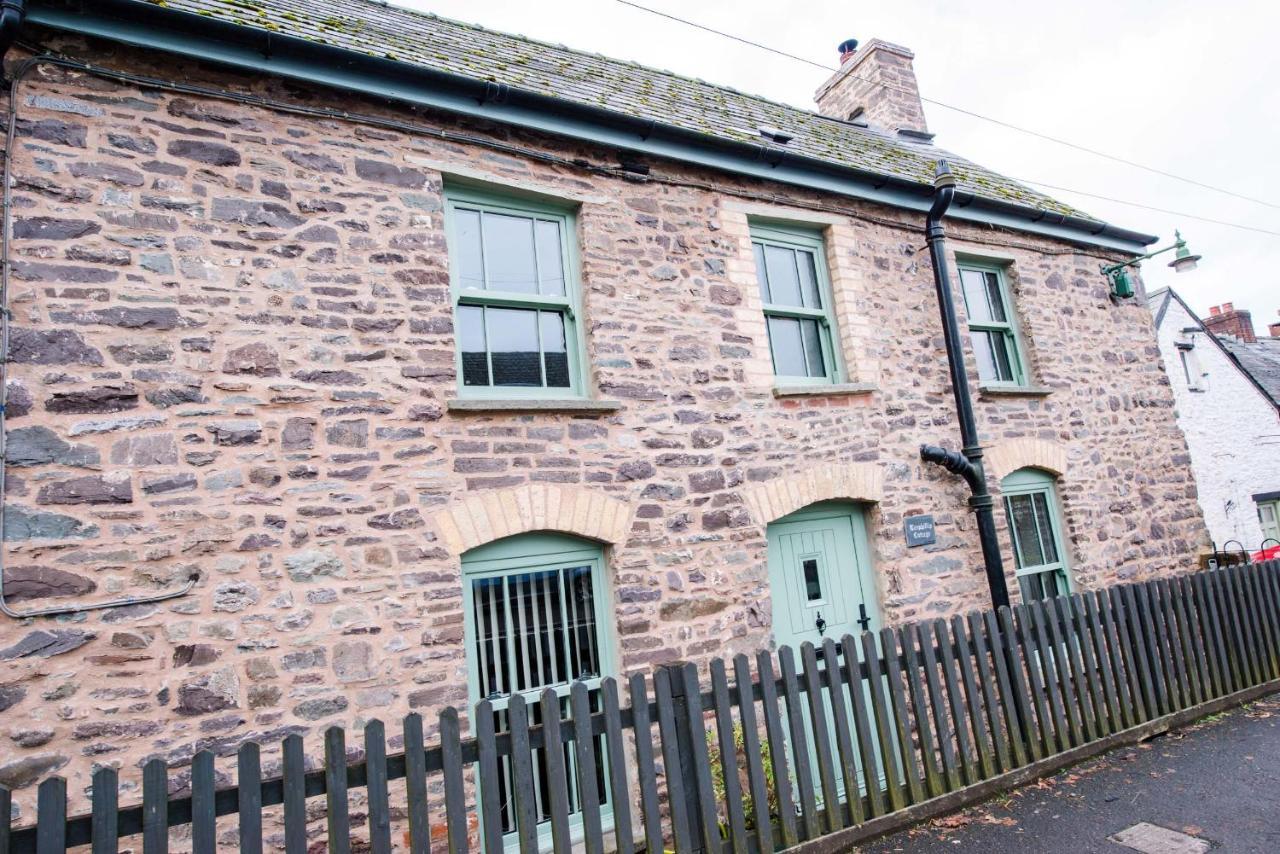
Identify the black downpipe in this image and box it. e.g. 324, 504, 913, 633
0, 0, 25, 65
920, 161, 1011, 610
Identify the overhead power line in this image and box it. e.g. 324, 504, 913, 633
1012, 179, 1280, 237
614, 0, 1280, 212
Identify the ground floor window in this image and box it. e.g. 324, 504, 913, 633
1257, 497, 1280, 547
1001, 468, 1072, 601
461, 533, 613, 846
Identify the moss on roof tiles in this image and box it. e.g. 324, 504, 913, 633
138, 0, 1090, 218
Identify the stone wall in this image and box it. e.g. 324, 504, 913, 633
0, 40, 1207, 819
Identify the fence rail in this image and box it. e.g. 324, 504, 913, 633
4, 560, 1280, 854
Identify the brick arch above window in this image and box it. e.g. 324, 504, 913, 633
740, 463, 883, 525
430, 483, 632, 556
984, 438, 1068, 483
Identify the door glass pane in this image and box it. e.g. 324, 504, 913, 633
1032, 493, 1059, 564
540, 311, 571, 388
535, 219, 566, 296
1020, 572, 1047, 602
800, 318, 827, 378
563, 565, 600, 679
488, 307, 542, 386
472, 576, 508, 698
1021, 569, 1065, 602
454, 208, 485, 291
459, 304, 490, 387
960, 268, 993, 322
763, 244, 802, 306
802, 558, 822, 601
767, 316, 806, 377
1008, 494, 1046, 568
752, 243, 772, 303
482, 212, 538, 293
470, 561, 608, 836
797, 250, 822, 309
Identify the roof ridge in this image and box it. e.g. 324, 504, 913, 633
235, 0, 933, 147
285, 2, 1048, 195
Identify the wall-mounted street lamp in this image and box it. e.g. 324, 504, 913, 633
1102, 229, 1202, 298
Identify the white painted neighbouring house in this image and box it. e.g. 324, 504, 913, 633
1149, 289, 1280, 555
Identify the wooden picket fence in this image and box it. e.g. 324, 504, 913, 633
4, 560, 1280, 854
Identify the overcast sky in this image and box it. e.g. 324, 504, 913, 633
401, 0, 1280, 333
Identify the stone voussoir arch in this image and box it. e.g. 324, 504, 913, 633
984, 437, 1069, 483
740, 463, 884, 525
430, 483, 632, 556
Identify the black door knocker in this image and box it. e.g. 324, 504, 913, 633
815, 611, 827, 636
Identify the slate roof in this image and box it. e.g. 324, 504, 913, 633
1148, 288, 1280, 412
1218, 335, 1280, 410
133, 0, 1092, 219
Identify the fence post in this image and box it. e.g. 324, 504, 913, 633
657, 661, 707, 854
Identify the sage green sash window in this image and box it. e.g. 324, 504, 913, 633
958, 262, 1027, 386
750, 224, 841, 385
462, 534, 613, 846
446, 188, 586, 398
1001, 468, 1071, 601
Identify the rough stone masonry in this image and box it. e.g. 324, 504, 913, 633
0, 34, 1206, 823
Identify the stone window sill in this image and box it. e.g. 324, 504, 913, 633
773, 382, 878, 398
446, 398, 622, 414
978, 385, 1055, 398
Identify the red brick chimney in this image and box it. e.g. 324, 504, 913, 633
1268, 310, 1280, 338
815, 38, 930, 137
1202, 302, 1257, 343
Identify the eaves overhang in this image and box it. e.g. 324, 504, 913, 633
25, 0, 1158, 254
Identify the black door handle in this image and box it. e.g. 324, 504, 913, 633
857, 603, 871, 631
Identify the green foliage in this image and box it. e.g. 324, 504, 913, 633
704, 722, 779, 833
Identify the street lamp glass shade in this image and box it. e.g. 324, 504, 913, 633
1170, 253, 1201, 273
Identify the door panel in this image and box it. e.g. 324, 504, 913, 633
769, 509, 874, 648
767, 503, 882, 803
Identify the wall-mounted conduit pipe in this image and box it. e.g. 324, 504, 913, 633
919, 161, 1011, 610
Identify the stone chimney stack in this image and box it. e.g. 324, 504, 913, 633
1203, 302, 1257, 343
815, 38, 930, 137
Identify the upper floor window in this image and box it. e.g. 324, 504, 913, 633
1001, 468, 1071, 602
958, 261, 1027, 387
1177, 342, 1207, 391
750, 224, 841, 385
446, 188, 585, 398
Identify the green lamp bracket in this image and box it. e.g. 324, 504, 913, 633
1101, 229, 1201, 299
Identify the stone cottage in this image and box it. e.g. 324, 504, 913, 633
0, 0, 1206, 823
1147, 291, 1280, 555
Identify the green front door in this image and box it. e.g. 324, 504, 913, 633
768, 502, 878, 647
767, 502, 881, 801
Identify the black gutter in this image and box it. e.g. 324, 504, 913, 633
29, 0, 1157, 252
0, 0, 26, 62
920, 162, 1011, 611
